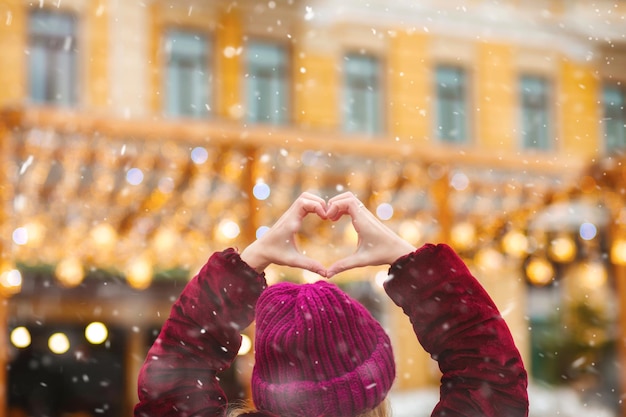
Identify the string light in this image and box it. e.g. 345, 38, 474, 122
85, 322, 108, 345
49, 332, 70, 354
55, 257, 85, 288
10, 326, 31, 348
525, 257, 555, 286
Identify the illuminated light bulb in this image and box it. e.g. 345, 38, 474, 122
85, 322, 108, 345
25, 220, 46, 247
49, 332, 70, 354
0, 261, 22, 295
610, 238, 626, 265
55, 257, 85, 288
10, 326, 31, 348
398, 220, 422, 244
238, 334, 252, 356
154, 228, 177, 253
526, 257, 555, 286
218, 220, 240, 240
451, 222, 476, 252
548, 236, 576, 263
475, 247, 504, 271
90, 223, 117, 250
502, 230, 528, 258
126, 254, 153, 290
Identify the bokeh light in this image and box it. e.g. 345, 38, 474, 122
548, 235, 577, 263
502, 230, 529, 258
10, 326, 31, 349
55, 257, 85, 288
376, 203, 393, 220
191, 147, 209, 164
526, 257, 555, 286
580, 222, 597, 240
48, 332, 70, 354
450, 172, 469, 191
219, 220, 241, 240
126, 254, 153, 290
238, 334, 252, 356
85, 322, 108, 345
253, 182, 271, 200
256, 226, 270, 239
126, 168, 144, 185
12, 227, 28, 245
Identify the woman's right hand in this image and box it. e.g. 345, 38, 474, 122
240, 192, 328, 276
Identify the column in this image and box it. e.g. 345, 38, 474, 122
0, 0, 26, 106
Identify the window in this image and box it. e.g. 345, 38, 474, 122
245, 41, 289, 124
602, 84, 626, 152
343, 54, 382, 135
28, 10, 78, 106
520, 75, 551, 150
164, 30, 210, 118
435, 66, 468, 143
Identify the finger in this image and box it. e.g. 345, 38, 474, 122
326, 254, 366, 278
299, 191, 326, 205
280, 253, 328, 277
326, 192, 356, 207
326, 194, 366, 221
295, 198, 327, 220
326, 193, 356, 220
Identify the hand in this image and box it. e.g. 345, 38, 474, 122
240, 192, 328, 276
325, 192, 416, 278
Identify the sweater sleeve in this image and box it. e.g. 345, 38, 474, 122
383, 243, 529, 417
134, 248, 267, 417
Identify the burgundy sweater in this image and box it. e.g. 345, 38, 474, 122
134, 244, 529, 417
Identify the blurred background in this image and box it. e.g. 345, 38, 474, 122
0, 0, 625, 416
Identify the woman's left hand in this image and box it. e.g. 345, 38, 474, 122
240, 192, 329, 276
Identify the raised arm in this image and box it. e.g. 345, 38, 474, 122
135, 192, 330, 416
384, 244, 529, 417
134, 249, 266, 417
325, 192, 528, 416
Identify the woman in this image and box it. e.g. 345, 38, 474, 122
134, 192, 528, 417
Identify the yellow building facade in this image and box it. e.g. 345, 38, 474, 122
1, 0, 626, 415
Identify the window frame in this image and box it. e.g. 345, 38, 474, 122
244, 39, 291, 125
519, 74, 553, 151
602, 83, 626, 153
162, 28, 212, 119
434, 64, 470, 144
342, 52, 384, 136
27, 8, 79, 107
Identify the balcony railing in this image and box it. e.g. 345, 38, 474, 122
0, 106, 587, 290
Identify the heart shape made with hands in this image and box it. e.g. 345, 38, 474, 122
295, 213, 358, 270
245, 191, 411, 278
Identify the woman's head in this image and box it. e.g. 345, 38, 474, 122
251, 281, 396, 417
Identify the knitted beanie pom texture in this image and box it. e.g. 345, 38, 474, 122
251, 281, 396, 417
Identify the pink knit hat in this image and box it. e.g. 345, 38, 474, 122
251, 281, 396, 417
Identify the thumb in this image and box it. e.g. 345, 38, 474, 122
326, 254, 365, 279
288, 254, 328, 278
